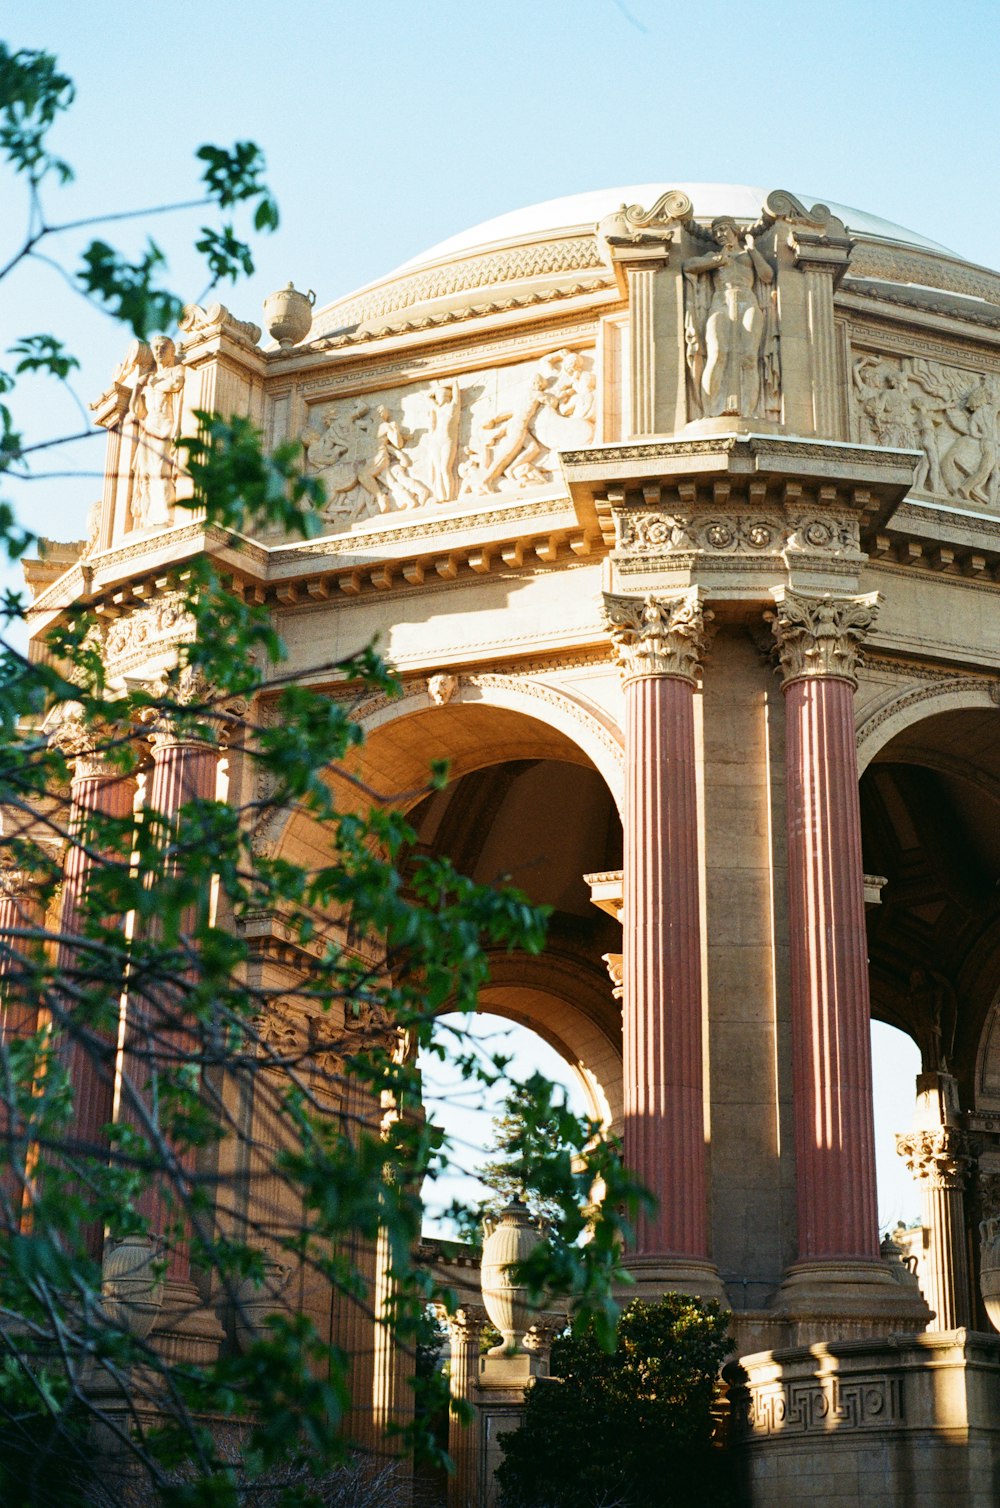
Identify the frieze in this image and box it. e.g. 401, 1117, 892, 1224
309, 236, 605, 338
846, 243, 1000, 309
313, 279, 611, 350
738, 1375, 902, 1437
298, 320, 598, 396
103, 592, 193, 673
614, 509, 862, 559
298, 348, 596, 530
852, 350, 1000, 510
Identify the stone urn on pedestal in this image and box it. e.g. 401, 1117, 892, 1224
263, 283, 315, 349
101, 1234, 164, 1340
234, 1254, 292, 1352
481, 1197, 543, 1355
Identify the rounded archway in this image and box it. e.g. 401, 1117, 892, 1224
860, 704, 1000, 1105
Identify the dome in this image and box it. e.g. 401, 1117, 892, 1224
393, 182, 955, 272
310, 182, 962, 342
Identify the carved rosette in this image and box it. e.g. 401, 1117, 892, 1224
896, 1127, 970, 1190
768, 589, 880, 688
601, 589, 709, 685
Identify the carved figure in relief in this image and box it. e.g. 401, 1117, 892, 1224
852, 354, 1000, 509
424, 380, 461, 500
302, 400, 384, 521
939, 381, 998, 508
474, 350, 597, 494
128, 335, 185, 530
368, 406, 430, 511
683, 220, 778, 421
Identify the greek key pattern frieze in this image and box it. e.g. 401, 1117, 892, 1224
740, 1375, 902, 1437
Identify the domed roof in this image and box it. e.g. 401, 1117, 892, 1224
395, 182, 954, 272
310, 182, 960, 342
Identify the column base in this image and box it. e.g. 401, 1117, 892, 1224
150, 1279, 225, 1365
772, 1258, 931, 1345
618, 1254, 729, 1308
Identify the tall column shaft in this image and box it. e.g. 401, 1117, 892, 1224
602, 590, 721, 1296
0, 872, 44, 1223
784, 674, 879, 1259
129, 730, 217, 1284
922, 1181, 972, 1331
623, 672, 705, 1257
445, 1306, 488, 1508
58, 765, 137, 1177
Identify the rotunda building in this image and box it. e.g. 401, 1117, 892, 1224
25, 183, 1000, 1505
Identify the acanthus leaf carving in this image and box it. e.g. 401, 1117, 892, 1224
768, 589, 880, 688
896, 1126, 970, 1189
601, 589, 710, 685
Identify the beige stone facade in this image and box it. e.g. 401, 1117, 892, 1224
25, 183, 1000, 1504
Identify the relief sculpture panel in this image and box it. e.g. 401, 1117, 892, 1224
301, 348, 595, 528
852, 351, 1000, 510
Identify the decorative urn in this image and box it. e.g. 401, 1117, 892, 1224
980, 1217, 1000, 1330
234, 1254, 291, 1352
480, 1197, 543, 1356
263, 283, 315, 349
101, 1234, 164, 1340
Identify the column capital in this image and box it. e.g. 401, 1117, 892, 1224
602, 588, 710, 686
896, 1126, 970, 1190
439, 1301, 490, 1340
141, 665, 218, 752
767, 587, 881, 689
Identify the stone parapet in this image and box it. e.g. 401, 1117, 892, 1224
730, 1331, 1000, 1507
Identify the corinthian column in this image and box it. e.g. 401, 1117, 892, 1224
0, 867, 45, 1224
770, 589, 929, 1337
118, 672, 224, 1361
443, 1303, 489, 1508
896, 1073, 972, 1331
50, 715, 137, 1258
601, 590, 723, 1301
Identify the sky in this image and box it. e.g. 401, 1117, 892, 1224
4, 0, 978, 1229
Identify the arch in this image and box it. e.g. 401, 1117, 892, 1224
263, 674, 624, 862
856, 677, 998, 774
476, 948, 623, 1133
355, 674, 624, 813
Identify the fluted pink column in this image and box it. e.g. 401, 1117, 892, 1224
623, 671, 705, 1256
785, 676, 878, 1257
129, 717, 218, 1285
604, 591, 721, 1290
57, 753, 137, 1232
772, 590, 882, 1262
0, 870, 44, 1223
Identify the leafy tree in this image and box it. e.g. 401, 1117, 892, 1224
0, 41, 653, 1507
476, 1076, 583, 1227
495, 1297, 736, 1508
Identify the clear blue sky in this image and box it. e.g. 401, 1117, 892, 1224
8, 0, 970, 1227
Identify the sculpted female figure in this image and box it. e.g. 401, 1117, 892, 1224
424, 380, 461, 500
684, 218, 776, 420
128, 335, 185, 530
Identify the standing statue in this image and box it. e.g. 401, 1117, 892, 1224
683, 219, 778, 421
128, 335, 185, 530
424, 380, 461, 500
